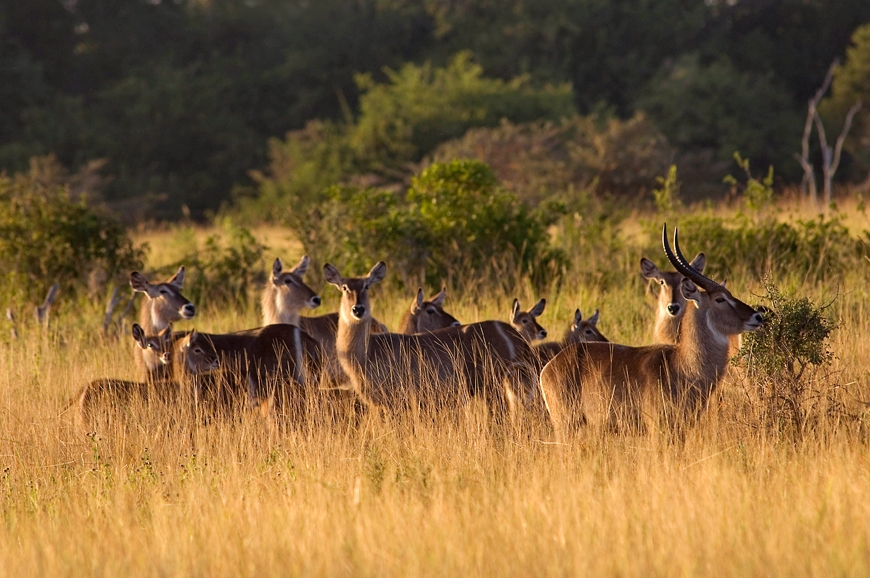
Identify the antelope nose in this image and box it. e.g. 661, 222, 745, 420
182, 304, 196, 318
351, 305, 366, 318
451, 321, 461, 327
752, 312, 764, 324
311, 296, 322, 307
540, 330, 548, 339
667, 303, 680, 315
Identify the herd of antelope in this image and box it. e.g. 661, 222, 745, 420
72, 225, 764, 441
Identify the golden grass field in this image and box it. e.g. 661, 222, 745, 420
1, 198, 869, 577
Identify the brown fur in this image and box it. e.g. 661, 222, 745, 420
533, 309, 608, 365
70, 323, 192, 429
510, 298, 548, 342
129, 266, 195, 381
397, 287, 460, 334
180, 324, 323, 419
324, 262, 536, 417
261, 255, 385, 387
542, 233, 762, 441
640, 253, 705, 344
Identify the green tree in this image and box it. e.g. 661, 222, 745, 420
820, 23, 870, 176
635, 54, 801, 178
350, 52, 574, 173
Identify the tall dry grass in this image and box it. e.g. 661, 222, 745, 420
1, 208, 869, 577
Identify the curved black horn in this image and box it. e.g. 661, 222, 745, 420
662, 224, 719, 292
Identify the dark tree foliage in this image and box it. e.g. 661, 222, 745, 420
0, 0, 869, 220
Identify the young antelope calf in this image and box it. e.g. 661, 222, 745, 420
533, 308, 608, 365
130, 266, 195, 381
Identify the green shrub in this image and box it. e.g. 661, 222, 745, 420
350, 52, 575, 173
642, 164, 863, 283
429, 113, 674, 205
0, 162, 143, 302
735, 281, 839, 439
301, 160, 558, 288
160, 220, 268, 309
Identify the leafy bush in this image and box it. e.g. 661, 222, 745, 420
350, 52, 575, 173
302, 160, 559, 287
735, 281, 840, 439
161, 220, 268, 309
429, 113, 674, 205
0, 158, 144, 302
644, 163, 864, 283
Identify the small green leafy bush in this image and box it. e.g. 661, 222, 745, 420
0, 164, 143, 302
303, 160, 558, 287
162, 220, 268, 309
736, 281, 839, 439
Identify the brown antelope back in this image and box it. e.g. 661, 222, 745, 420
541, 226, 763, 441
397, 287, 461, 334
511, 298, 547, 342
130, 266, 195, 380
180, 324, 322, 418
640, 252, 705, 344
324, 261, 535, 416
71, 323, 188, 429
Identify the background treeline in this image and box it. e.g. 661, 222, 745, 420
3, 0, 870, 221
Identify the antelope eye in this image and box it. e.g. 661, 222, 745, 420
284, 278, 293, 285
427, 308, 436, 315
159, 288, 170, 295
586, 329, 594, 334
193, 347, 203, 354
522, 319, 529, 324
715, 297, 726, 303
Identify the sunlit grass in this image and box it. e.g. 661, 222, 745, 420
2, 199, 869, 577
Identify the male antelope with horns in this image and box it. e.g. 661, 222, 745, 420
540, 225, 763, 440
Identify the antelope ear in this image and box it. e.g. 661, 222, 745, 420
130, 271, 156, 296
431, 286, 447, 307
574, 308, 583, 325
680, 278, 701, 307
158, 324, 173, 339
412, 288, 424, 312
168, 266, 185, 288
367, 261, 387, 285
323, 263, 343, 287
529, 298, 546, 318
511, 298, 521, 322
690, 252, 706, 273
588, 309, 600, 325
272, 258, 283, 280
131, 323, 146, 349
290, 255, 309, 277
640, 258, 661, 279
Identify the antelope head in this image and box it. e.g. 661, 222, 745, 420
662, 225, 763, 340
132, 323, 174, 365
323, 261, 387, 324
271, 255, 321, 310
641, 252, 706, 322
565, 309, 608, 343
178, 329, 220, 375
409, 287, 461, 332
130, 266, 196, 325
511, 298, 547, 342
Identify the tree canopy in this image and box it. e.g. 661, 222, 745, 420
1, 0, 869, 219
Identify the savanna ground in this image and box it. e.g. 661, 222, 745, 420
2, 196, 870, 577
